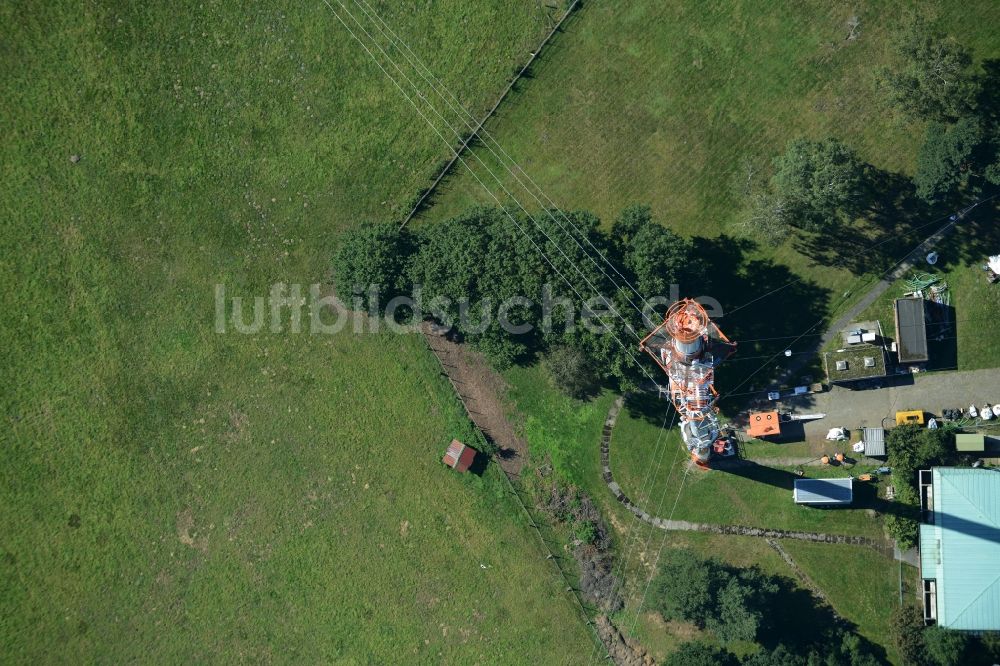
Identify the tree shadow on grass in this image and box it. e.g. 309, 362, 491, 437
687, 235, 832, 399
791, 168, 939, 276
758, 575, 889, 663
929, 197, 1000, 270
621, 390, 675, 427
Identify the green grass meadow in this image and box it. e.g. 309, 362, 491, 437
1, 1, 597, 662
425, 0, 1000, 310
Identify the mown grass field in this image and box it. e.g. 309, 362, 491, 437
425, 0, 1000, 324
0, 1, 599, 662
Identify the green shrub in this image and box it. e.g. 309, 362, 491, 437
924, 625, 970, 665
664, 642, 738, 666
542, 344, 597, 399
890, 605, 927, 666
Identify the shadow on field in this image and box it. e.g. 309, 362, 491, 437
926, 301, 957, 371
622, 391, 674, 427
694, 235, 832, 396
758, 575, 886, 662
719, 460, 884, 510
932, 198, 1000, 269
467, 450, 490, 476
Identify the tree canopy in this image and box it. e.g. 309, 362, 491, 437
771, 138, 865, 230
333, 221, 415, 309
886, 425, 953, 489
914, 117, 985, 202
884, 425, 953, 548
333, 205, 691, 391
650, 550, 777, 646
923, 625, 970, 666
665, 642, 739, 666
875, 14, 981, 121
541, 344, 596, 399
734, 192, 792, 244
612, 204, 696, 303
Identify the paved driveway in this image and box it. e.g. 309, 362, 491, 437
777, 368, 1000, 440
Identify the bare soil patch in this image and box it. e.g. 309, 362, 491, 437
422, 324, 528, 476
176, 507, 208, 552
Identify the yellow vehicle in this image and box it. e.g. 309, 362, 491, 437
895, 410, 924, 426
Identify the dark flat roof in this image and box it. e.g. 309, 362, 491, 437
894, 297, 928, 363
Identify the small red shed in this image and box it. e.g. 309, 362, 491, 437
442, 439, 476, 473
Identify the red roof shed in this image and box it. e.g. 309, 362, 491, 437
443, 439, 477, 472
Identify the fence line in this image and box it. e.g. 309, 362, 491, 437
418, 330, 609, 659
399, 0, 582, 228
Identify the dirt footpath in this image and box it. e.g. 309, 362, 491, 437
422, 324, 528, 476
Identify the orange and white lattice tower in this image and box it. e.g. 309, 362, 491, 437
639, 299, 736, 468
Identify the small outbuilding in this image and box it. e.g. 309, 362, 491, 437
442, 439, 476, 472
793, 478, 853, 506
894, 297, 929, 364
862, 427, 886, 458
955, 433, 985, 453
747, 411, 781, 439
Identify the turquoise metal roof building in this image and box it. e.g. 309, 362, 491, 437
918, 467, 1000, 630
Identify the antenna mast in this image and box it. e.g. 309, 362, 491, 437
639, 299, 736, 468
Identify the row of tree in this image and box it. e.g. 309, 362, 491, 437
335, 205, 699, 394
737, 13, 1000, 244
891, 604, 1000, 666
